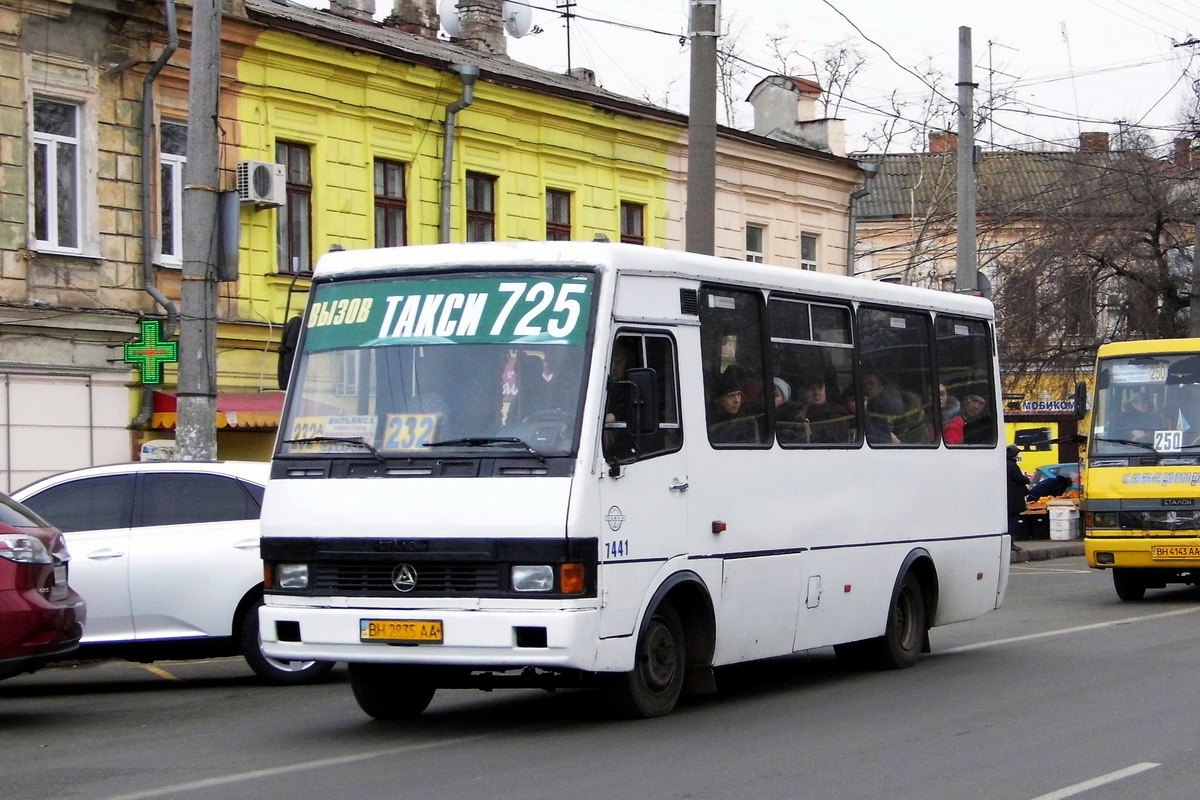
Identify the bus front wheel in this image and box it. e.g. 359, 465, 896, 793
609, 601, 686, 718
349, 663, 436, 720
1112, 568, 1147, 601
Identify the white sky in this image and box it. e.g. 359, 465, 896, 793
306, 0, 1200, 154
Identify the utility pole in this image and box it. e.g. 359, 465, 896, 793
1192, 215, 1200, 337
177, 0, 221, 461
955, 26, 979, 294
686, 0, 717, 256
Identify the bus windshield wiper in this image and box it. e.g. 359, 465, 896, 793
283, 436, 385, 462
1091, 436, 1159, 452
424, 437, 543, 460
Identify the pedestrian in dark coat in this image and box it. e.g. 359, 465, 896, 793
1006, 445, 1030, 550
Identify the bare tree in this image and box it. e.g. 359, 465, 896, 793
993, 147, 1199, 382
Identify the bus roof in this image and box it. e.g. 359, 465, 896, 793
1096, 338, 1200, 358
312, 242, 994, 319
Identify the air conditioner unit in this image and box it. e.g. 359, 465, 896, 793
235, 160, 286, 207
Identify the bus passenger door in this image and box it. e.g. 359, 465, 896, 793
597, 331, 689, 640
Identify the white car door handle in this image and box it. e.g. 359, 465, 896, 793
233, 538, 261, 550
669, 479, 689, 492
86, 548, 125, 560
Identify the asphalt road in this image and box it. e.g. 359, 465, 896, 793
4, 556, 1200, 800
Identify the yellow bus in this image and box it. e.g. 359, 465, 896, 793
1083, 338, 1200, 600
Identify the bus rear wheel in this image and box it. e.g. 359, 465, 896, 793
349, 663, 436, 720
609, 602, 685, 718
1112, 568, 1147, 601
839, 571, 926, 671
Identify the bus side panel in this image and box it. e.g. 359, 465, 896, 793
792, 547, 903, 650
714, 553, 805, 663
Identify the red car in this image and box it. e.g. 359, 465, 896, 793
0, 492, 85, 681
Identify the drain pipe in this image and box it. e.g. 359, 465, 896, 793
439, 64, 480, 244
847, 160, 878, 278
134, 0, 181, 429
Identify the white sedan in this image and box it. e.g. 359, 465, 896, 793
13, 461, 332, 684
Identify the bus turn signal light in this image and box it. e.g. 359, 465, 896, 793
560, 563, 585, 594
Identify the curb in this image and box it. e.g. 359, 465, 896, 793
1010, 541, 1085, 563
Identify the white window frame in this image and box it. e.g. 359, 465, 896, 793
25, 54, 99, 258
800, 233, 818, 271
32, 99, 82, 253
746, 224, 765, 263
157, 120, 187, 268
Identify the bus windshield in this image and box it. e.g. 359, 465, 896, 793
1091, 352, 1200, 456
278, 271, 595, 458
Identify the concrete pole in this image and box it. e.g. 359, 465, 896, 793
955, 26, 978, 293
1192, 216, 1200, 337
177, 0, 221, 461
686, 0, 717, 256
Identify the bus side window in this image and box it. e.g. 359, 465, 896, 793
603, 333, 682, 462
937, 316, 997, 448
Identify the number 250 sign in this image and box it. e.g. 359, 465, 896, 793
304, 275, 594, 351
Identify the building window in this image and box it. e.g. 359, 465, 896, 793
158, 120, 187, 266
374, 159, 406, 248
32, 98, 81, 251
276, 141, 312, 273
466, 172, 496, 242
546, 189, 571, 241
746, 224, 765, 263
800, 233, 818, 271
620, 202, 644, 244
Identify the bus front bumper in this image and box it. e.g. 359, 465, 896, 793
1085, 534, 1200, 569
258, 603, 624, 673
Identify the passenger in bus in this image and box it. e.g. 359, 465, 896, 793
962, 393, 996, 444
801, 378, 851, 443
708, 368, 758, 444
863, 369, 903, 444
773, 377, 810, 444
936, 383, 964, 444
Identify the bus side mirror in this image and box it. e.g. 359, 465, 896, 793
625, 368, 659, 436
1074, 381, 1088, 421
277, 316, 302, 390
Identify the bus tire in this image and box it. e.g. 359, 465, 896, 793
609, 601, 686, 718
239, 602, 335, 685
1112, 569, 1146, 601
349, 663, 436, 720
864, 571, 926, 670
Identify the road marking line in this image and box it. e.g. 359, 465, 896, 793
943, 606, 1200, 654
1028, 761, 1159, 800
141, 665, 181, 681
99, 734, 494, 800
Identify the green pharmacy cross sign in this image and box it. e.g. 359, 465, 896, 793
124, 320, 179, 385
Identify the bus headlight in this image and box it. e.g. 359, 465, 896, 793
512, 565, 554, 592
1090, 511, 1119, 528
276, 562, 310, 590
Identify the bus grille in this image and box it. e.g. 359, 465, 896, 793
313, 562, 502, 595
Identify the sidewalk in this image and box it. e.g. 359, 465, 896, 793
1010, 537, 1084, 563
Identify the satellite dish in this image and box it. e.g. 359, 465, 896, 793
502, 1, 533, 37
439, 0, 462, 37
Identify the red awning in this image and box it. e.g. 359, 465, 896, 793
150, 391, 285, 430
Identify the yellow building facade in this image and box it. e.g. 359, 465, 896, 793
0, 0, 863, 486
